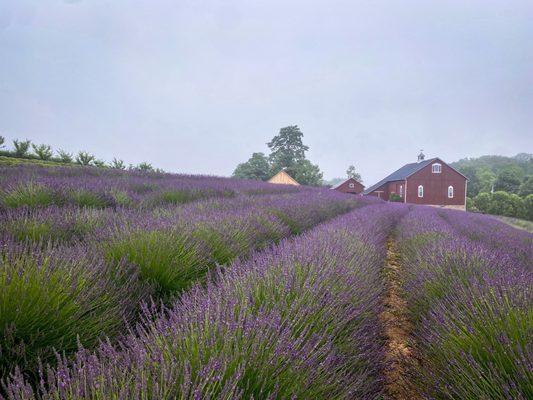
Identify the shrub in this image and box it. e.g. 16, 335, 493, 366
111, 158, 125, 170
31, 144, 53, 160
1, 208, 103, 245
4, 204, 400, 399
524, 194, 533, 221
474, 192, 491, 213
75, 151, 95, 166
9, 221, 54, 243
70, 190, 113, 208
135, 162, 154, 172
0, 248, 138, 380
193, 224, 250, 265
148, 189, 197, 206
104, 230, 207, 300
57, 149, 73, 163
129, 182, 158, 194
110, 190, 131, 207
12, 139, 31, 157
466, 196, 477, 211
1, 182, 58, 208
489, 191, 523, 217
397, 207, 532, 399
92, 159, 106, 168
389, 193, 402, 202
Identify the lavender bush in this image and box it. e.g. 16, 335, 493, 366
0, 164, 304, 210
3, 204, 404, 400
0, 164, 370, 389
397, 206, 532, 399
0, 243, 142, 381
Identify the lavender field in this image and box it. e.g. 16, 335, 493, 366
1, 164, 531, 399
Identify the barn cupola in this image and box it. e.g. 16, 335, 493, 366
417, 150, 425, 162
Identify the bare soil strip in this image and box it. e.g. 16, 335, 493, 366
380, 237, 421, 400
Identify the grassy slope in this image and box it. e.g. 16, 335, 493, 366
494, 215, 533, 233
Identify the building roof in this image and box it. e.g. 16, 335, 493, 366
363, 158, 437, 194
331, 177, 364, 190
267, 170, 300, 186
363, 157, 468, 195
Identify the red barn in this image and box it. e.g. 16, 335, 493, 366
332, 178, 365, 195
364, 155, 467, 210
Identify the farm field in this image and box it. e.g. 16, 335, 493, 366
1, 164, 532, 399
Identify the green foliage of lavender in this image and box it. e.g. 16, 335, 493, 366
0, 164, 367, 389
104, 230, 207, 300
1, 183, 59, 209
0, 164, 305, 211
0, 246, 141, 380
3, 204, 402, 399
397, 207, 533, 399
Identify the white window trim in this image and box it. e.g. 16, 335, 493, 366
418, 185, 424, 198
348, 183, 355, 188
432, 163, 442, 173
399, 185, 403, 197
448, 185, 454, 198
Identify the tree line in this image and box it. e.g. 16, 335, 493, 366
0, 136, 162, 172
452, 154, 533, 220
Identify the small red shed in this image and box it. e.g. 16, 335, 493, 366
364, 154, 467, 210
332, 178, 365, 195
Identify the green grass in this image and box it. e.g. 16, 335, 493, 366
495, 215, 533, 233
0, 155, 66, 167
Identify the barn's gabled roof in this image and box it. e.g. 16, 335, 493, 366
267, 169, 300, 186
331, 177, 364, 190
363, 158, 437, 194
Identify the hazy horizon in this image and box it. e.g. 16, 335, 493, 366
1, 0, 532, 185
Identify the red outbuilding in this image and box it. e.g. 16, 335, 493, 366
364, 153, 468, 210
332, 178, 365, 195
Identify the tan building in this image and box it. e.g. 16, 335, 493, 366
267, 170, 300, 186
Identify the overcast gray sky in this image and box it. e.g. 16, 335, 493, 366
0, 0, 531, 184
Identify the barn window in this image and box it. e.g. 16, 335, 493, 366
432, 163, 442, 173
349, 183, 355, 188
418, 185, 424, 198
399, 185, 403, 197
448, 185, 454, 198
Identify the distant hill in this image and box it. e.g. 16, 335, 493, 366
451, 153, 532, 197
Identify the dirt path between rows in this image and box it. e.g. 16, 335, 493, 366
380, 237, 421, 400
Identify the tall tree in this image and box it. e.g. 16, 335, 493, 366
0, 136, 5, 149
346, 165, 362, 182
232, 152, 271, 181
519, 176, 533, 197
476, 168, 496, 194
267, 125, 309, 171
494, 166, 523, 194
291, 159, 323, 186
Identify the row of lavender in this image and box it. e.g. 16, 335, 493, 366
3, 204, 405, 400
0, 187, 371, 383
0, 165, 302, 210
397, 207, 532, 399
